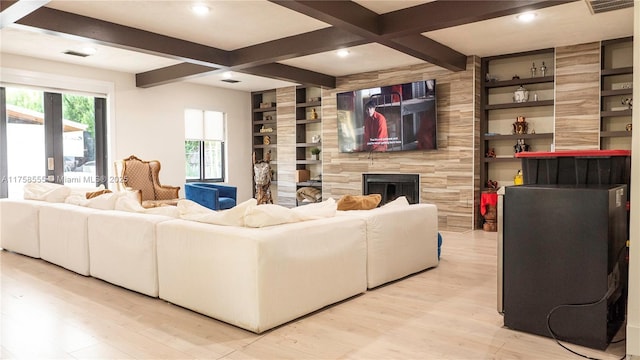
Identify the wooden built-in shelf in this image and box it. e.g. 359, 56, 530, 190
296, 159, 321, 165
485, 100, 554, 110
484, 133, 553, 141
600, 67, 633, 76
601, 109, 633, 117
484, 76, 554, 88
296, 100, 321, 108
296, 142, 322, 148
601, 89, 633, 97
483, 157, 520, 163
296, 119, 321, 124
253, 106, 276, 113
600, 131, 632, 138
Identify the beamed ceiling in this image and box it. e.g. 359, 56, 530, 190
0, 0, 635, 91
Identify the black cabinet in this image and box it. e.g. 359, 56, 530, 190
502, 184, 627, 350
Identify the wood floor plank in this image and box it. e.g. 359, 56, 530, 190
0, 230, 627, 359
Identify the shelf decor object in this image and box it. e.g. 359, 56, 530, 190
513, 85, 529, 103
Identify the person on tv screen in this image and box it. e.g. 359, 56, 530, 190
362, 100, 388, 151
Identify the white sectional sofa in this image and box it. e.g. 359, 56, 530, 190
88, 210, 174, 297
39, 203, 101, 275
0, 199, 44, 258
0, 191, 439, 334
157, 216, 367, 333
339, 203, 439, 289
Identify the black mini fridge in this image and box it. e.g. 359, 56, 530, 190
501, 184, 628, 350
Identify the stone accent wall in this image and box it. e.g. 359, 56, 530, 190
265, 43, 604, 231
554, 42, 601, 150
276, 86, 296, 207
322, 57, 480, 232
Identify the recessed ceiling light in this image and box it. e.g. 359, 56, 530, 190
191, 3, 210, 15
223, 71, 233, 79
337, 49, 350, 58
516, 12, 537, 22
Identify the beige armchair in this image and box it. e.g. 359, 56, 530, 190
114, 155, 180, 208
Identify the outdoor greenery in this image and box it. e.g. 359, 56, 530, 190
6, 88, 44, 113
6, 89, 95, 136
63, 94, 95, 136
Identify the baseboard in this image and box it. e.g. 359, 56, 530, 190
628, 323, 640, 357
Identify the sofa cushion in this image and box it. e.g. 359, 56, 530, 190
290, 197, 337, 219
219, 197, 236, 210
178, 198, 255, 227
23, 182, 71, 203
244, 204, 300, 228
337, 194, 381, 211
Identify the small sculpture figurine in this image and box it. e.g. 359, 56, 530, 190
622, 97, 633, 110
487, 179, 499, 190
512, 116, 528, 135
514, 139, 530, 153
486, 148, 496, 158
531, 62, 536, 78
514, 170, 524, 185
626, 123, 632, 132
311, 108, 319, 119
540, 61, 547, 77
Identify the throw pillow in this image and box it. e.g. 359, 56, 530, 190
290, 197, 337, 220
296, 186, 322, 203
381, 196, 410, 208
336, 194, 381, 211
86, 189, 112, 199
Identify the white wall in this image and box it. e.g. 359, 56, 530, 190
0, 53, 253, 201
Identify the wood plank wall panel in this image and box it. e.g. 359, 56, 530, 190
554, 42, 601, 150
276, 86, 296, 207
323, 57, 478, 232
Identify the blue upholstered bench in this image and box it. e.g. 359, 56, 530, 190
185, 183, 237, 211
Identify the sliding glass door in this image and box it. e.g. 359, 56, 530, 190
0, 86, 107, 199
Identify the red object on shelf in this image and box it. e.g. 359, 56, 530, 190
515, 150, 631, 158
480, 192, 498, 216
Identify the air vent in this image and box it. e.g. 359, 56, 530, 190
585, 0, 634, 14
221, 79, 240, 83
63, 50, 90, 57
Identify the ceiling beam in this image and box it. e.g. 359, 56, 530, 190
241, 63, 336, 89
136, 63, 220, 88
269, 0, 467, 72
379, 0, 578, 38
16, 7, 231, 67
0, 0, 49, 29
14, 6, 347, 88
230, 27, 367, 68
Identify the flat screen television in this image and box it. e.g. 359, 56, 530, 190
336, 79, 436, 153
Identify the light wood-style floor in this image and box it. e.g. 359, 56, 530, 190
1, 230, 626, 359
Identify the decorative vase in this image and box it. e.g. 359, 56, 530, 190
530, 62, 536, 78
513, 85, 529, 103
